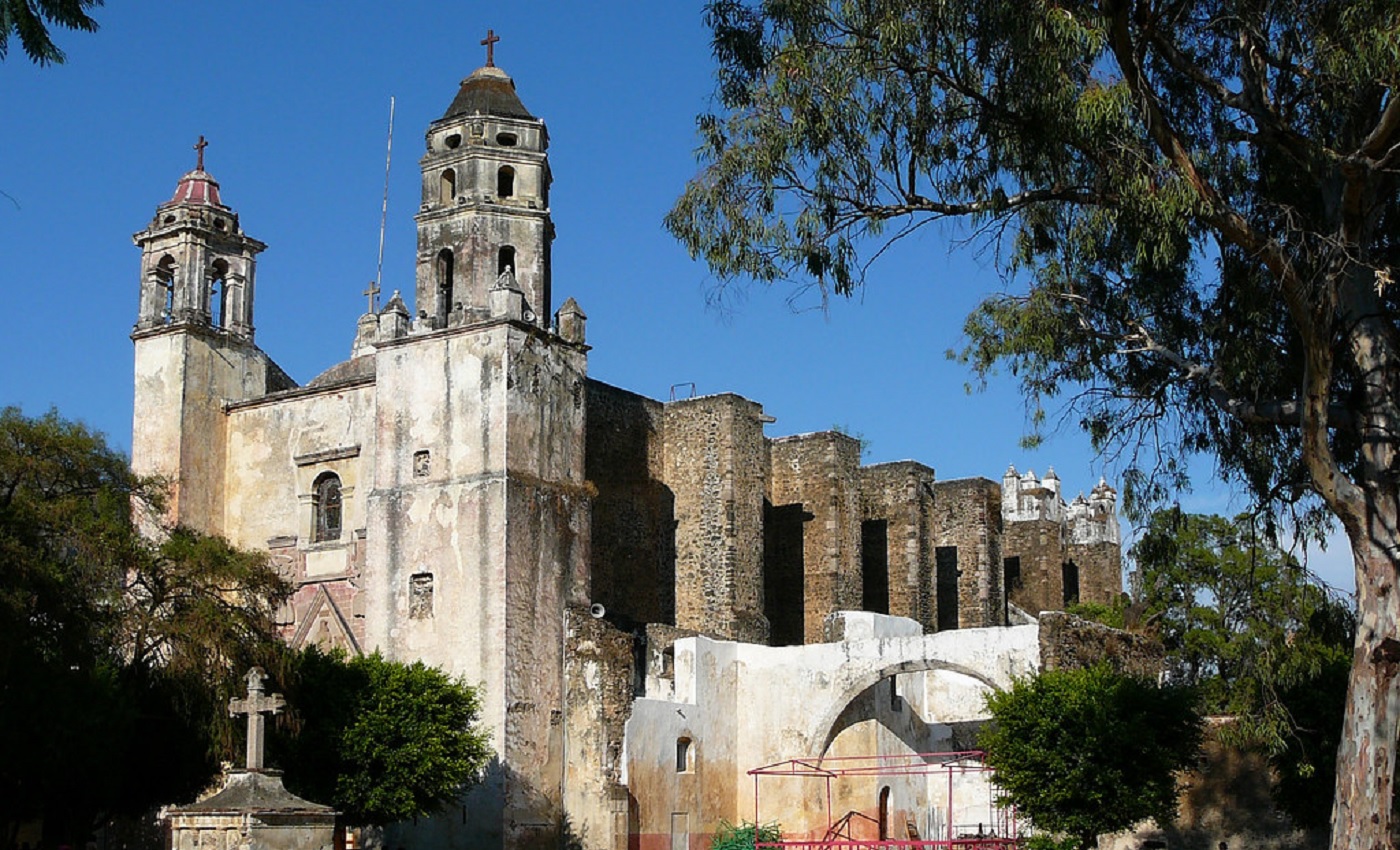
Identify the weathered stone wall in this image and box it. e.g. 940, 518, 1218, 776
564, 606, 640, 850
768, 432, 863, 644
931, 478, 1004, 630
1037, 611, 1164, 677
662, 394, 769, 644
1067, 539, 1122, 606
585, 380, 675, 626
1001, 518, 1065, 616
131, 326, 280, 534
223, 378, 376, 552
363, 319, 589, 850
858, 462, 937, 630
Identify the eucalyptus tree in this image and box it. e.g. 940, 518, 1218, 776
667, 2, 1400, 846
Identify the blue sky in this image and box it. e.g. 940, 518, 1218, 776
0, 2, 1354, 590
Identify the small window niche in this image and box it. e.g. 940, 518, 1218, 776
409, 572, 434, 619
675, 737, 694, 773
497, 165, 515, 198
444, 133, 462, 149
498, 245, 516, 275
496, 131, 517, 146
439, 168, 456, 205
413, 449, 431, 478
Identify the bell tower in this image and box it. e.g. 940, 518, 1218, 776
131, 139, 280, 533
365, 38, 590, 850
414, 36, 552, 329
133, 136, 265, 340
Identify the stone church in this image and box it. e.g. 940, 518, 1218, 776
130, 54, 1122, 850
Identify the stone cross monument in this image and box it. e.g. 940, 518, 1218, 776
228, 666, 286, 771
164, 667, 335, 850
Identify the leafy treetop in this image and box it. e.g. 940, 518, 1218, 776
980, 665, 1201, 850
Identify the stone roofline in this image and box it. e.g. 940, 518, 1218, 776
585, 377, 659, 405
225, 373, 375, 413
373, 313, 589, 354
860, 459, 936, 476
769, 430, 860, 444
935, 475, 999, 486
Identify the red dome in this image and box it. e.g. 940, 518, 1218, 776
169, 169, 223, 206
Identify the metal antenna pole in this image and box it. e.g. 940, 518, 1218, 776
374, 96, 396, 310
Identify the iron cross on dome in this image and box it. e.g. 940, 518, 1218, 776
481, 29, 500, 66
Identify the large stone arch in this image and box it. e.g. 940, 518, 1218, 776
809, 656, 1004, 756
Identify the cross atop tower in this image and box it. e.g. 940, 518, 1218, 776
194, 135, 208, 171
228, 667, 285, 771
364, 280, 381, 314
481, 29, 500, 67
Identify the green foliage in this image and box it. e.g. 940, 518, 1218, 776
0, 407, 290, 849
710, 820, 783, 850
980, 665, 1201, 850
274, 648, 493, 826
1064, 598, 1128, 630
0, 0, 102, 65
668, 0, 1399, 531
675, 5, 1400, 838
1131, 508, 1353, 826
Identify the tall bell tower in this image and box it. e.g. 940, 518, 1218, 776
414, 33, 553, 329
364, 35, 590, 850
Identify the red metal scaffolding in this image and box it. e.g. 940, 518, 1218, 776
748, 751, 1019, 850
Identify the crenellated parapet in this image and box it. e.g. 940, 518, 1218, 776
1066, 477, 1120, 546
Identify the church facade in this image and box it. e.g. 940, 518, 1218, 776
130, 58, 1121, 850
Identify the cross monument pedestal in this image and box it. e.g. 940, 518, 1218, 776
162, 668, 337, 850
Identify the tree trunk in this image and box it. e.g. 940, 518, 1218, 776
1332, 518, 1400, 850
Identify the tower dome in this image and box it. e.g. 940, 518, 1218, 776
165, 135, 225, 207
442, 64, 535, 121
168, 168, 224, 207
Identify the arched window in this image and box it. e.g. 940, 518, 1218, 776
312, 472, 343, 543
210, 258, 229, 328
497, 165, 515, 198
497, 245, 516, 276
675, 737, 693, 773
156, 255, 177, 322
1062, 561, 1080, 607
435, 248, 455, 324
439, 168, 456, 205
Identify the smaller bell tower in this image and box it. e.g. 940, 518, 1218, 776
414, 35, 552, 329
131, 138, 280, 534
133, 136, 265, 340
